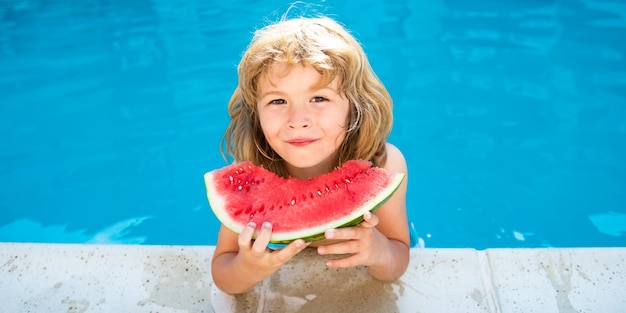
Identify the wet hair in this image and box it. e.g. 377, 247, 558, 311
221, 16, 393, 177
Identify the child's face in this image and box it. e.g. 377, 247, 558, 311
257, 63, 350, 178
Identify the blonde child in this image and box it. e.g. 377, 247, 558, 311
212, 15, 410, 294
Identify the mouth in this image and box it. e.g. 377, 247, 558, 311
287, 138, 317, 147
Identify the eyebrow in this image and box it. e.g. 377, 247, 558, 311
258, 90, 284, 99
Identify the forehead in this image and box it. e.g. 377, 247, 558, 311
258, 62, 338, 91
264, 62, 300, 81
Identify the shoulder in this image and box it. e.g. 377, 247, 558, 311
383, 142, 408, 174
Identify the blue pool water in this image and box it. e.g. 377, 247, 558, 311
1, 0, 625, 249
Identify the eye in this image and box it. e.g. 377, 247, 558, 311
311, 96, 328, 103
269, 99, 286, 105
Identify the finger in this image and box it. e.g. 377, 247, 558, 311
323, 213, 378, 241
251, 222, 272, 256
317, 240, 358, 256
238, 222, 257, 249
325, 227, 358, 241
325, 253, 364, 268
359, 211, 379, 228
275, 239, 309, 263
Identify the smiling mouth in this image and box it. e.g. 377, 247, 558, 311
287, 139, 316, 147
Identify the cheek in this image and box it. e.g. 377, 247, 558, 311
258, 118, 271, 138
329, 109, 350, 141
339, 103, 351, 129
258, 113, 280, 141
256, 108, 271, 130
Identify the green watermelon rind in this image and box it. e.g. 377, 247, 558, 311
204, 162, 405, 244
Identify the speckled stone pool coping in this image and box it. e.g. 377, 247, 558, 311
0, 243, 624, 312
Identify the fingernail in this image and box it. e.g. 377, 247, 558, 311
296, 240, 304, 248
325, 230, 334, 239
247, 222, 256, 228
364, 211, 371, 219
262, 222, 272, 229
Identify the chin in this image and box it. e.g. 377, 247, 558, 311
287, 161, 320, 169
285, 158, 334, 173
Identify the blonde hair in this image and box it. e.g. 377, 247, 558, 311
221, 16, 393, 177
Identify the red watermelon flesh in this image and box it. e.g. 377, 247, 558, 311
204, 160, 404, 243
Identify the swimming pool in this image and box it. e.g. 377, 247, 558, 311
1, 0, 625, 249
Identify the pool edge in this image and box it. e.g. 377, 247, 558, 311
1, 243, 624, 312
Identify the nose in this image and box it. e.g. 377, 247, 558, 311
287, 103, 311, 129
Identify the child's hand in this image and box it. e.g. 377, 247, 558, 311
316, 212, 390, 268
235, 222, 309, 282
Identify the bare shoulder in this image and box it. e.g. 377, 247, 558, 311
384, 142, 408, 174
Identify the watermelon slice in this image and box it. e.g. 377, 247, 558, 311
204, 160, 404, 243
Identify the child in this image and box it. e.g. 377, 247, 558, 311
212, 15, 410, 294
